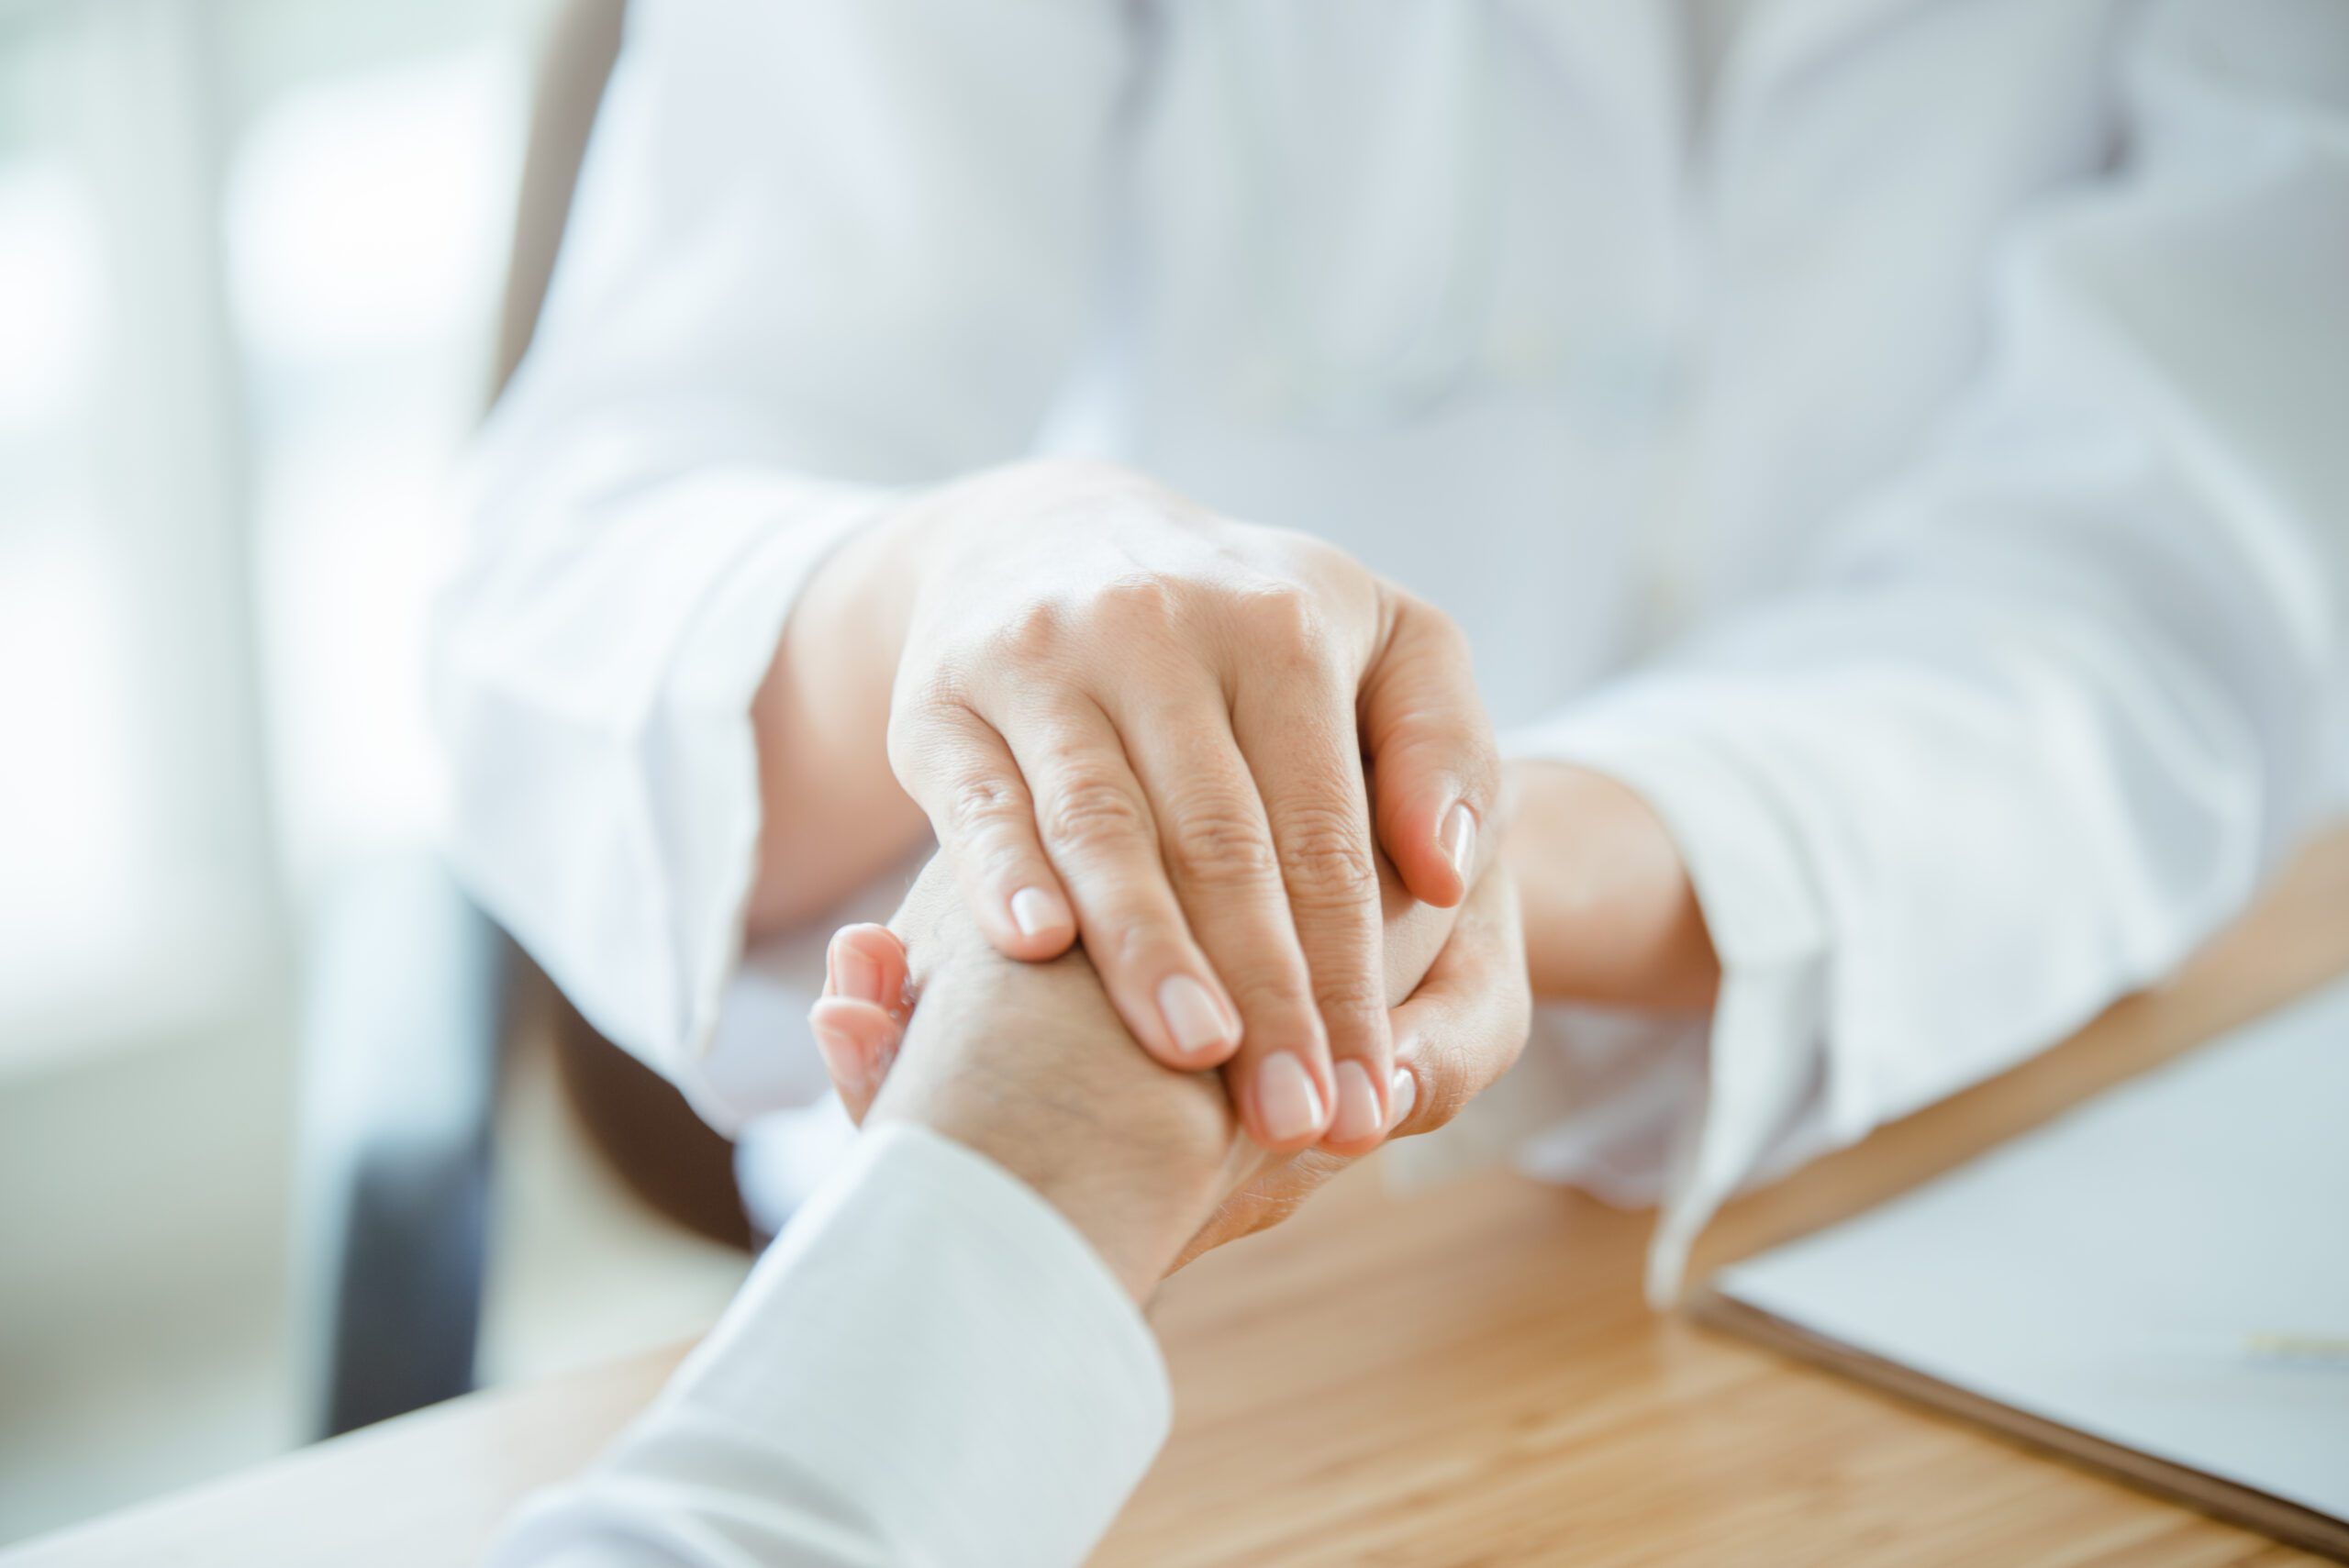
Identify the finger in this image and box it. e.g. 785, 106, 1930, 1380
824, 923, 912, 1021
890, 701, 1078, 962
1386, 865, 1531, 1140
1014, 698, 1243, 1070
814, 925, 915, 1123
1166, 1147, 1349, 1274
1230, 660, 1387, 1152
1360, 595, 1500, 909
1105, 683, 1339, 1145
810, 998, 902, 1123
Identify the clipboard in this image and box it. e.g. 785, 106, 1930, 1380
1690, 1288, 2349, 1560
1689, 974, 2349, 1562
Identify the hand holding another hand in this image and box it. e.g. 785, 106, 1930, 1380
876, 459, 1500, 1153
809, 849, 1530, 1302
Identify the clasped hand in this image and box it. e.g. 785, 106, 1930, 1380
876, 460, 1501, 1153
808, 846, 1531, 1303
781, 460, 1530, 1295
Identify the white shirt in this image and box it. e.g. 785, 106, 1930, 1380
436, 0, 2348, 1304
492, 1123, 1168, 1568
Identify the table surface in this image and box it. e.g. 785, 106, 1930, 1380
14, 830, 2349, 1568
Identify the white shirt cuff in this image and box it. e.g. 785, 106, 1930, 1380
1503, 708, 1836, 1303
438, 469, 886, 1134
492, 1122, 1170, 1568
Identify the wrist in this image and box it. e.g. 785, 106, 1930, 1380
994, 1140, 1223, 1307
825, 493, 939, 672
880, 1088, 1231, 1305
744, 500, 941, 932
1502, 760, 1719, 1011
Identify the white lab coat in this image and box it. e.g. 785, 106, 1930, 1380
491, 1125, 1170, 1568
438, 0, 2348, 1299
446, 2, 2349, 1562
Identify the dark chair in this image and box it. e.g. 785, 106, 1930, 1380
295, 0, 748, 1440
295, 860, 516, 1435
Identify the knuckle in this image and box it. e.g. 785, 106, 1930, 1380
987, 600, 1072, 664
1311, 974, 1389, 1036
1238, 583, 1319, 643
1276, 813, 1380, 906
1108, 929, 1185, 982
1166, 797, 1279, 887
1228, 973, 1319, 1036
1238, 588, 1341, 680
884, 693, 966, 784
942, 773, 1024, 835
1094, 573, 1187, 632
1041, 770, 1152, 856
897, 665, 971, 717
1277, 534, 1357, 593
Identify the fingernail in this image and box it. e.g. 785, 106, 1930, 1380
810, 1009, 878, 1095
1008, 885, 1068, 941
1441, 801, 1477, 886
1157, 974, 1233, 1059
1387, 1066, 1419, 1129
1255, 1051, 1328, 1143
1328, 1060, 1384, 1143
829, 936, 884, 1003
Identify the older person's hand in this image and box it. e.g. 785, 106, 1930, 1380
861, 460, 1501, 1157
809, 849, 1529, 1298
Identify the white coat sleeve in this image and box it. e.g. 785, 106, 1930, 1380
488, 1123, 1172, 1568
431, 0, 1128, 1125
1508, 0, 2349, 1297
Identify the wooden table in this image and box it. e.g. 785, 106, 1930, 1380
14, 832, 2348, 1567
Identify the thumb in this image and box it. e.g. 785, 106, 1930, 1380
810, 1000, 899, 1123
812, 925, 913, 1123
1385, 865, 1530, 1139
1360, 594, 1500, 909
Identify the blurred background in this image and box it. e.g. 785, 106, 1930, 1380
8, 1, 2341, 1555
0, 0, 748, 1543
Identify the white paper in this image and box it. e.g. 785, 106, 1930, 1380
1715, 974, 2349, 1519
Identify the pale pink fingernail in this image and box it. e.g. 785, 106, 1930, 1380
1157, 974, 1233, 1059
810, 1009, 879, 1096
1327, 1060, 1384, 1143
1387, 1067, 1419, 1129
829, 935, 884, 1003
1255, 1051, 1328, 1143
1441, 801, 1477, 885
1009, 885, 1069, 941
